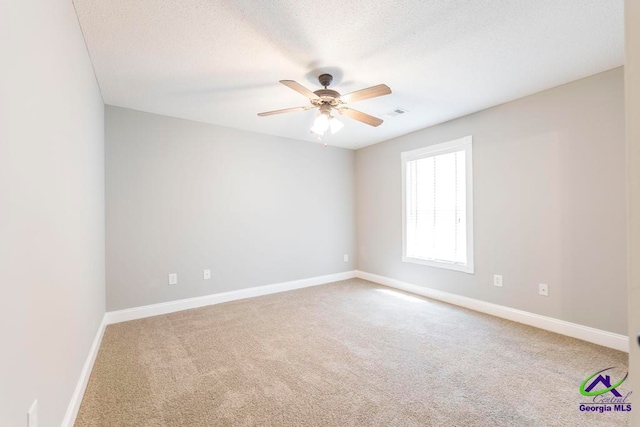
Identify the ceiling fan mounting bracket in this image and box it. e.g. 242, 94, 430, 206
318, 73, 333, 88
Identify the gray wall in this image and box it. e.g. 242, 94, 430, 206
106, 106, 356, 311
356, 68, 627, 335
0, 1, 105, 426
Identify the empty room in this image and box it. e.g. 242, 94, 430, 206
3, 1, 640, 426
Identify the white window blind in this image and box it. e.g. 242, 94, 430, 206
402, 136, 474, 273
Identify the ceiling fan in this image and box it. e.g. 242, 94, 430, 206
258, 74, 391, 136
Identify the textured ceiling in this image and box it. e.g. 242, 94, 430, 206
73, 0, 623, 149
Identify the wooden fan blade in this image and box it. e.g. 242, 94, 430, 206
340, 84, 391, 104
258, 106, 312, 117
280, 80, 320, 100
337, 107, 383, 127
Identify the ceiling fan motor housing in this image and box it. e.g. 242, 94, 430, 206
312, 89, 341, 107
311, 74, 341, 107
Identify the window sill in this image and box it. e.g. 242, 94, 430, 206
402, 256, 475, 274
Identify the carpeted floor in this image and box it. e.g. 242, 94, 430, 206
76, 279, 629, 426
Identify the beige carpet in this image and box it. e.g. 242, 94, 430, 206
76, 279, 629, 426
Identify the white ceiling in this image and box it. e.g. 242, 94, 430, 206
73, 0, 623, 149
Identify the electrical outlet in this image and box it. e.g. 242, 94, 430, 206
344, 254, 349, 263
28, 400, 38, 427
493, 274, 503, 287
203, 269, 211, 280
539, 283, 549, 296
168, 273, 178, 285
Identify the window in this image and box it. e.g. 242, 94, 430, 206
401, 136, 474, 273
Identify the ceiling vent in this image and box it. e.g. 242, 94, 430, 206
387, 107, 408, 117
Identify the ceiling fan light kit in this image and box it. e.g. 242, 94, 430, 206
310, 104, 344, 137
258, 73, 391, 143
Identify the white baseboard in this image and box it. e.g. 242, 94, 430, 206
105, 270, 357, 325
356, 270, 629, 352
64, 268, 626, 427
61, 314, 107, 427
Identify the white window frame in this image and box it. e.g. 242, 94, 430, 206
401, 136, 474, 274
